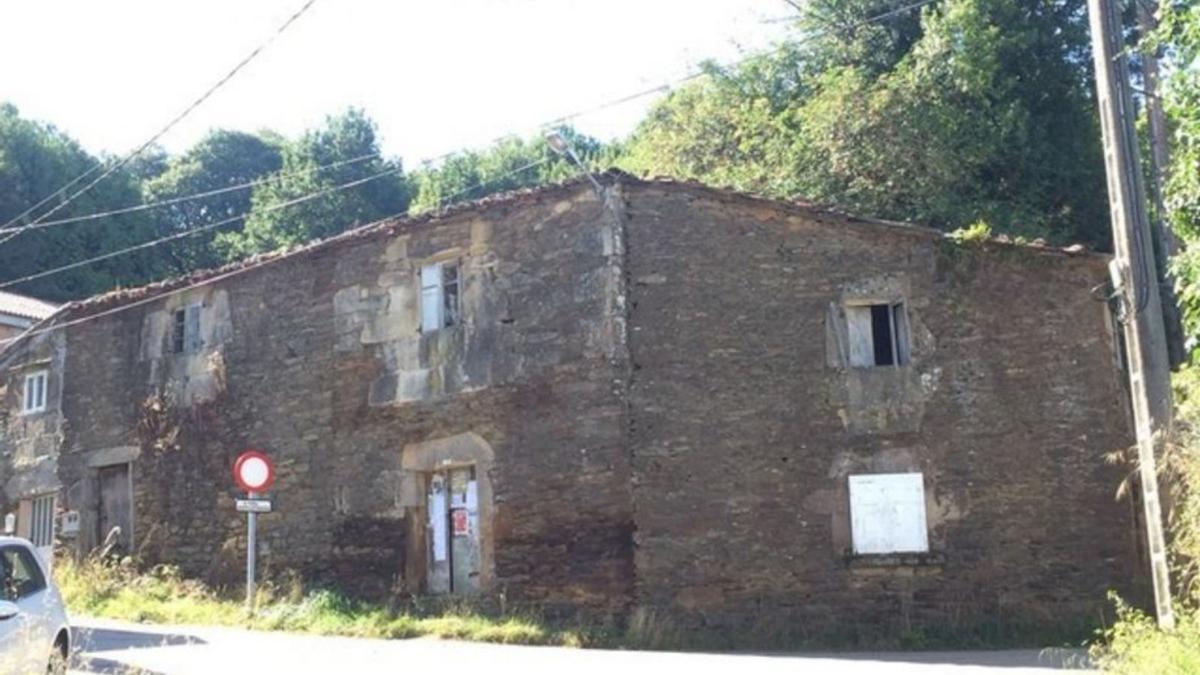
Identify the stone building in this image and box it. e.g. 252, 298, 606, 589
0, 291, 57, 343
0, 173, 1142, 638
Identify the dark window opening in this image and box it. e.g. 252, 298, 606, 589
171, 305, 202, 354
172, 309, 186, 354
871, 305, 896, 366
443, 263, 460, 328
847, 301, 910, 368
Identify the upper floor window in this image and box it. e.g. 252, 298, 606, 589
21, 370, 47, 414
846, 301, 910, 367
848, 472, 929, 555
421, 261, 460, 333
172, 304, 202, 354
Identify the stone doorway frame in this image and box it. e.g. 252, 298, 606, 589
401, 432, 495, 594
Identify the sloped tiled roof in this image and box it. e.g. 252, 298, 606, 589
48, 171, 1104, 319
0, 290, 58, 321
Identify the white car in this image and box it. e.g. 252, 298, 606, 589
0, 537, 69, 674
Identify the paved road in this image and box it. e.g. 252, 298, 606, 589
68, 617, 1093, 675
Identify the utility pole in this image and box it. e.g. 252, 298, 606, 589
1137, 0, 1188, 368
1088, 0, 1175, 629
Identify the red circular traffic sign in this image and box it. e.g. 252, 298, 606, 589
233, 450, 275, 493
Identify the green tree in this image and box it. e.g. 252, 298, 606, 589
622, 0, 1109, 247
1155, 1, 1200, 341
142, 130, 283, 273
217, 109, 409, 258
0, 103, 164, 300
408, 127, 613, 214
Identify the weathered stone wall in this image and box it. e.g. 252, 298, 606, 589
0, 176, 1143, 640
0, 328, 67, 525
622, 183, 1142, 638
53, 186, 633, 612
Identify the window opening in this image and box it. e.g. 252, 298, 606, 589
421, 261, 461, 333
172, 304, 202, 354
29, 495, 54, 548
22, 370, 47, 414
847, 302, 910, 367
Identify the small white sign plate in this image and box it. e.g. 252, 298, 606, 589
235, 499, 272, 513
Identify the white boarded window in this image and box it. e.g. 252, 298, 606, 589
22, 370, 48, 414
420, 261, 461, 333
28, 494, 55, 548
846, 302, 910, 367
848, 472, 929, 554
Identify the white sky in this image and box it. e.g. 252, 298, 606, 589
0, 0, 792, 164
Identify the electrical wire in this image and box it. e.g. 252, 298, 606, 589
0, 0, 943, 315
0, 0, 319, 244
0, 157, 553, 349
5, 151, 382, 234
2, 0, 937, 248
546, 0, 937, 129
0, 164, 403, 290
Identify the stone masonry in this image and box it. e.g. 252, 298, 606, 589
0, 173, 1143, 638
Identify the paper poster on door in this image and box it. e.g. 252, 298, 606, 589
431, 491, 448, 562
452, 508, 470, 536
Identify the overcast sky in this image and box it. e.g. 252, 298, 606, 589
0, 0, 792, 164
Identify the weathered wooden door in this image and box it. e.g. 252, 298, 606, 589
97, 464, 132, 551
426, 467, 480, 594
426, 473, 451, 594
447, 467, 480, 594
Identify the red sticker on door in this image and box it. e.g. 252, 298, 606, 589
452, 509, 470, 536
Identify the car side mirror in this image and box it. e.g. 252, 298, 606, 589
0, 600, 18, 620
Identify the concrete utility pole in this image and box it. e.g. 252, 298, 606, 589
1137, 0, 1188, 368
1088, 0, 1176, 629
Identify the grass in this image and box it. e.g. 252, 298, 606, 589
58, 556, 1103, 653
1088, 595, 1200, 674
56, 556, 595, 646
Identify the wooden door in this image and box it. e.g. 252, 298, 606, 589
448, 467, 480, 594
97, 464, 132, 551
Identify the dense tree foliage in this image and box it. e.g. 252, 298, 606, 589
216, 109, 409, 258
407, 127, 613, 214
142, 130, 283, 273
1156, 2, 1200, 340
0, 104, 165, 301
4, 0, 1200, 306
621, 0, 1109, 247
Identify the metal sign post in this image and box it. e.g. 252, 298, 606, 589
233, 450, 275, 615
246, 489, 258, 612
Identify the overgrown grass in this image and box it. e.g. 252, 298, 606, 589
1089, 366, 1200, 672
1090, 596, 1200, 674
56, 556, 594, 646
58, 556, 1094, 652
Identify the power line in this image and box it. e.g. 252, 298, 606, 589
0, 155, 552, 291
545, 0, 938, 129
0, 157, 553, 350
0, 0, 941, 292
3, 0, 937, 249
0, 0, 320, 245
0, 164, 402, 290
6, 151, 381, 234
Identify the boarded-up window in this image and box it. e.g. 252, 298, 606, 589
848, 472, 928, 554
420, 261, 461, 333
846, 302, 910, 367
